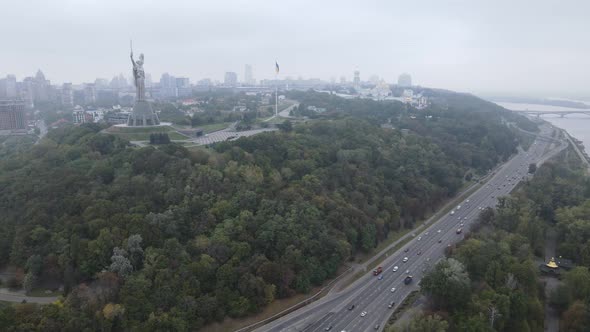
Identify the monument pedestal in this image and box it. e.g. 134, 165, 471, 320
127, 100, 160, 126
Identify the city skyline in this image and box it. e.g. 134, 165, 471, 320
1, 0, 589, 98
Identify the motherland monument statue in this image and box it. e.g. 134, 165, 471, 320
127, 41, 160, 126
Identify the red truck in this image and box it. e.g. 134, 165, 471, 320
373, 266, 383, 276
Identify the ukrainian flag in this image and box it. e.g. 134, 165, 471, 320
275, 61, 280, 74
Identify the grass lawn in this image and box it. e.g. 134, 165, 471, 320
199, 122, 232, 133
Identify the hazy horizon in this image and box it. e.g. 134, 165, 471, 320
1, 0, 589, 98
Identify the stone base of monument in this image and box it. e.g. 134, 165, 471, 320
127, 100, 160, 127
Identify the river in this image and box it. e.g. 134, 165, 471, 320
494, 102, 590, 153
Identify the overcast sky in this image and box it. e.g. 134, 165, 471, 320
1, 0, 589, 97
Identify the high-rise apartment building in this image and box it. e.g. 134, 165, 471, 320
0, 75, 17, 99
84, 83, 96, 105
61, 83, 74, 108
224, 72, 238, 87
244, 64, 255, 85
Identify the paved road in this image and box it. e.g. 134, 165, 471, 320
34, 120, 48, 145
185, 128, 277, 146
263, 103, 300, 122
130, 127, 277, 148
256, 123, 566, 332
0, 288, 58, 304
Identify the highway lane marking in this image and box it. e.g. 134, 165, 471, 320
267, 129, 558, 332
326, 138, 554, 332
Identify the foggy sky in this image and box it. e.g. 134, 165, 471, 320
1, 0, 589, 97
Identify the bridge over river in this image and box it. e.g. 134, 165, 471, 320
518, 110, 590, 118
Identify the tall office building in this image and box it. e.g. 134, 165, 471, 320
176, 77, 190, 88
94, 78, 109, 89
61, 83, 74, 108
159, 73, 178, 98
84, 83, 96, 105
0, 75, 17, 99
224, 72, 238, 87
398, 73, 412, 87
0, 100, 26, 130
33, 70, 51, 102
176, 77, 191, 97
244, 64, 255, 85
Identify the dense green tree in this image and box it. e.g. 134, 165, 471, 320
0, 90, 540, 330
420, 258, 471, 312
392, 314, 449, 332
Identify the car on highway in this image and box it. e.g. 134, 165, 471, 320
403, 257, 408, 262
347, 304, 355, 311
374, 324, 380, 330
456, 228, 463, 234
392, 266, 399, 272
437, 229, 441, 233
405, 269, 410, 274
418, 236, 422, 241
417, 250, 422, 255
466, 199, 470, 203
388, 301, 396, 308
390, 287, 396, 292
325, 326, 332, 331
378, 275, 383, 280
404, 248, 409, 253
404, 275, 413, 285
438, 239, 442, 243
361, 311, 367, 317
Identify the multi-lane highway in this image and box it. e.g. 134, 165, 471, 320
256, 123, 565, 332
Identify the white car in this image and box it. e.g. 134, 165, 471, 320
361, 311, 367, 317
390, 287, 396, 293
405, 269, 410, 274
392, 266, 399, 272
403, 257, 408, 262
418, 236, 422, 241
466, 199, 470, 203
437, 229, 441, 233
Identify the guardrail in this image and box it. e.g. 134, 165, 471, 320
235, 266, 353, 332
